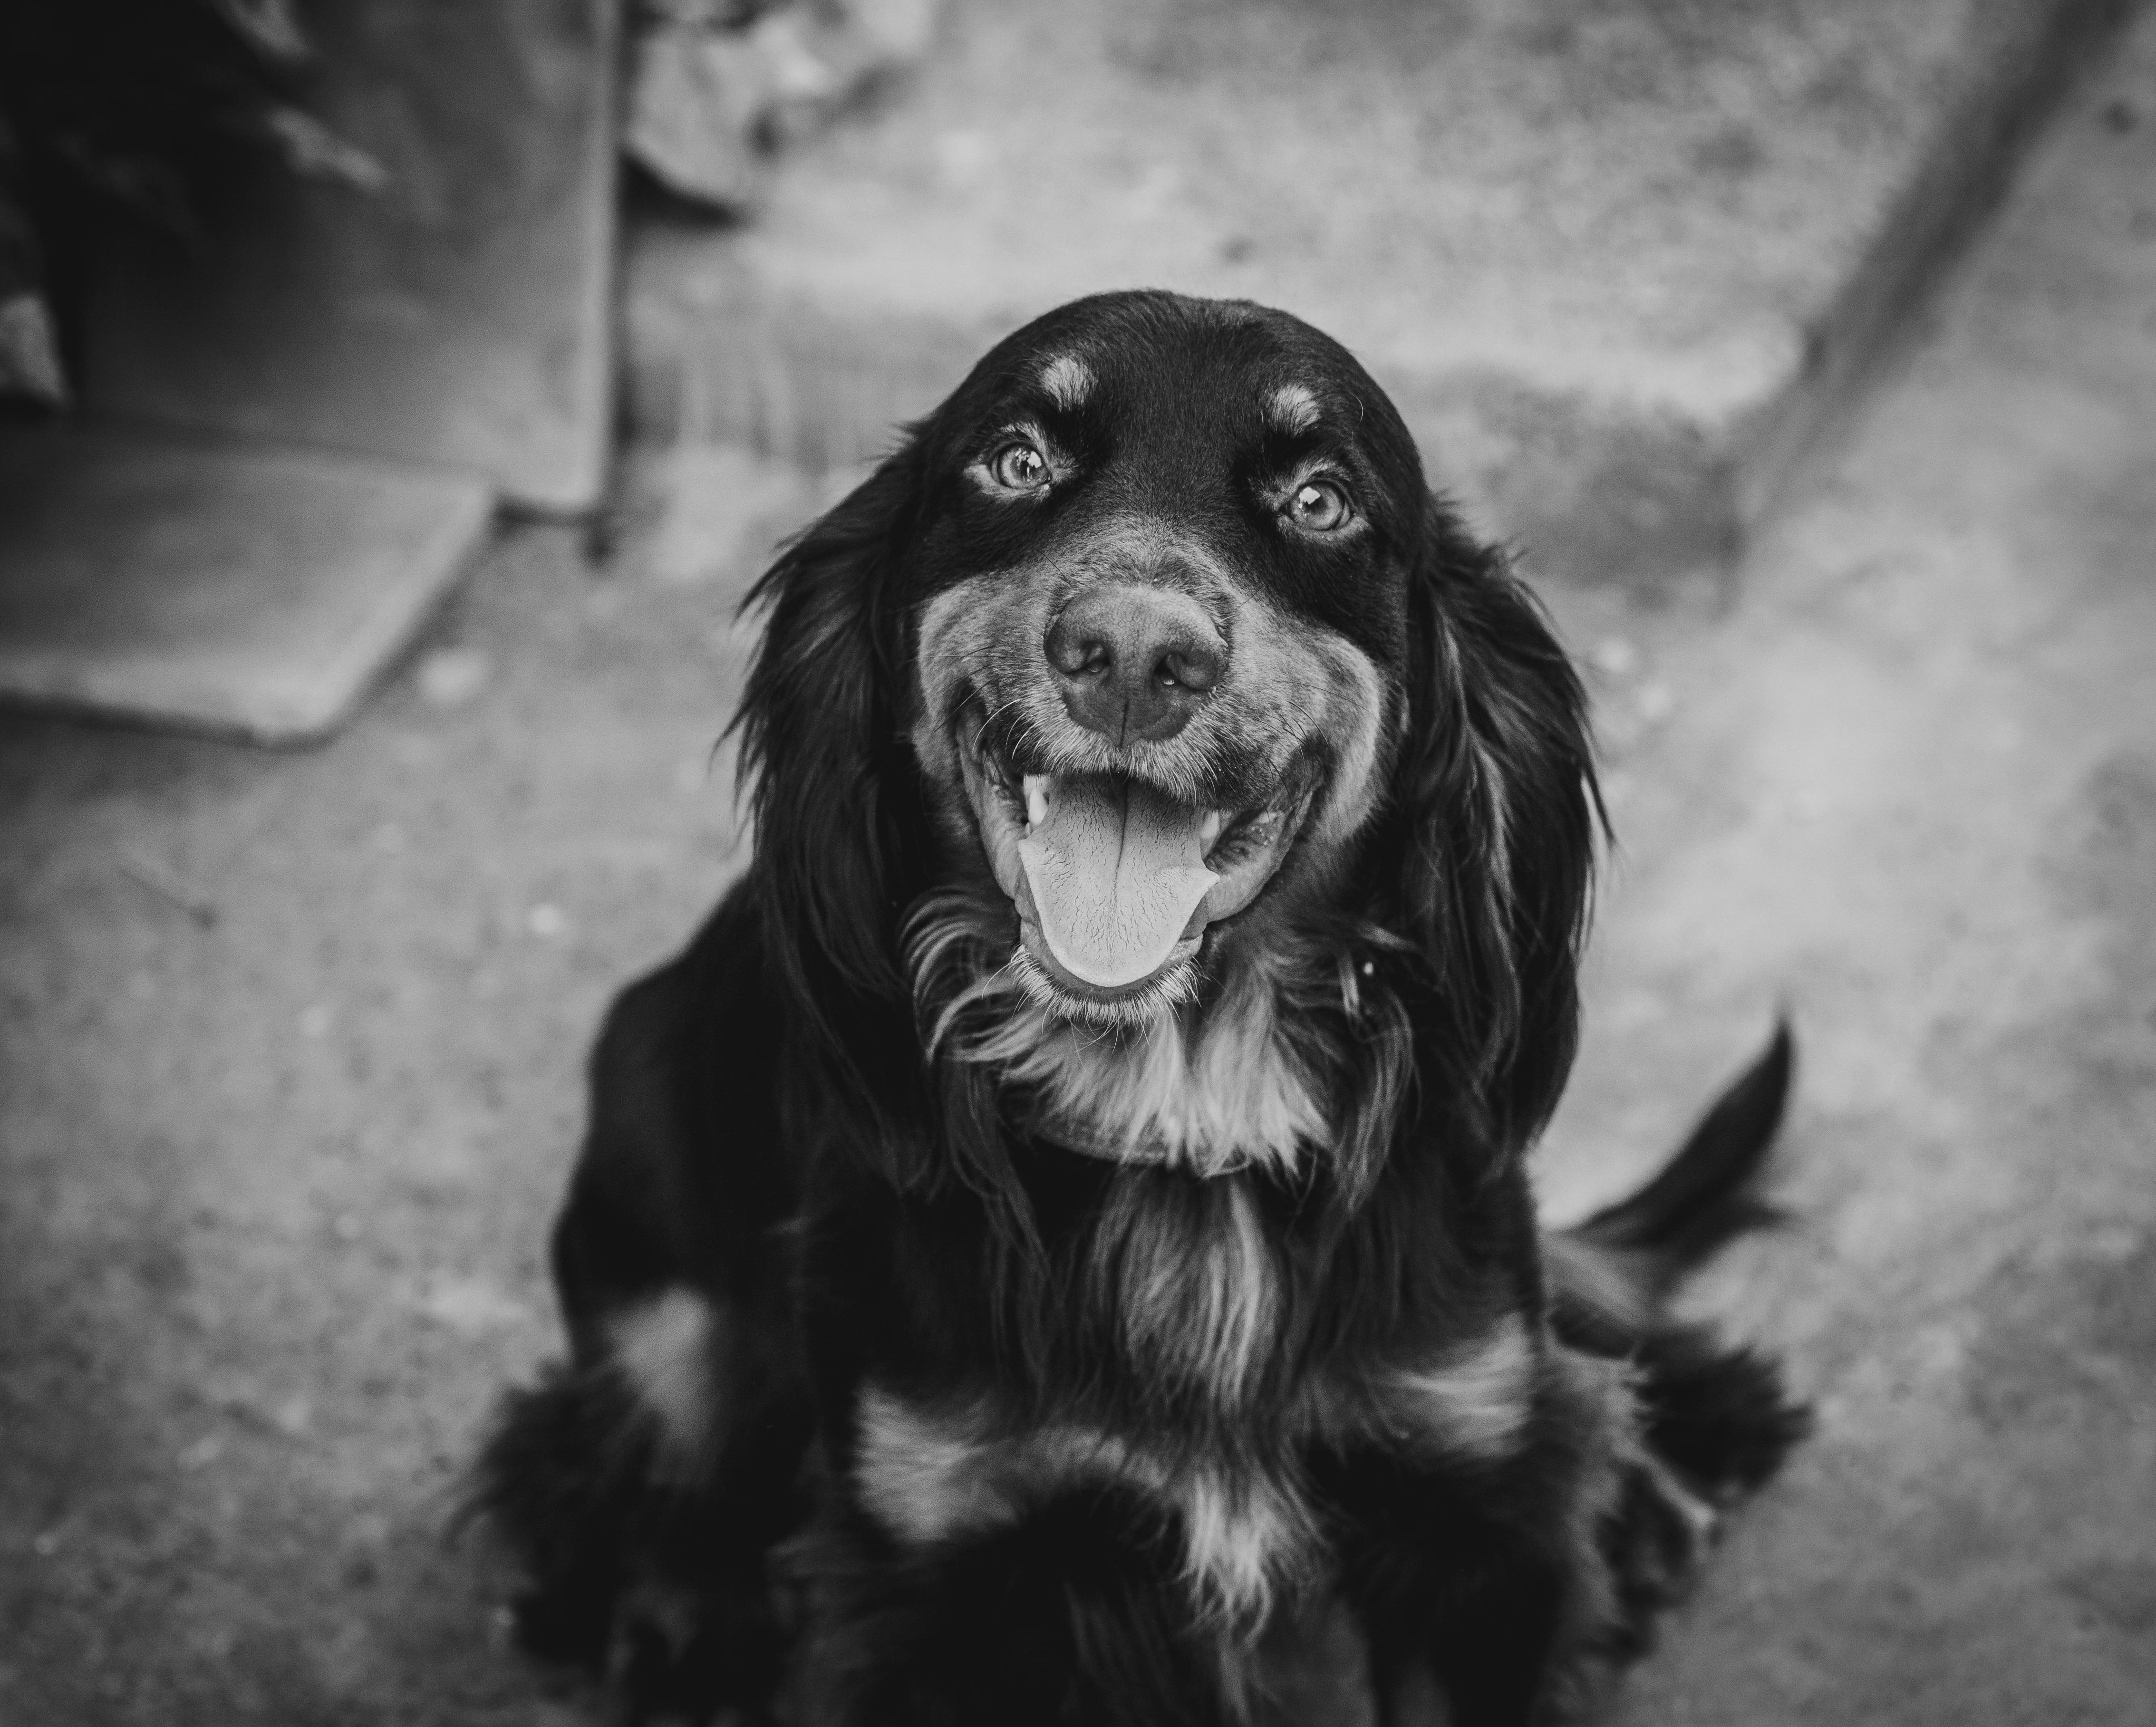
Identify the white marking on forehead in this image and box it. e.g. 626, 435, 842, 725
1265, 383, 1322, 435
1037, 353, 1095, 412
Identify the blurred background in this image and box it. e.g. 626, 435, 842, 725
1, 1, 2152, 1722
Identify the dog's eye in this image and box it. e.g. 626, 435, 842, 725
1286, 479, 1351, 532
987, 440, 1052, 492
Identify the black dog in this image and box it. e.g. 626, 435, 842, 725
476, 290, 1806, 1726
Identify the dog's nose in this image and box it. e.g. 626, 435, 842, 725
1044, 585, 1226, 743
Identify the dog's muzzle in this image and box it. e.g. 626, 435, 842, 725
957, 706, 1316, 1003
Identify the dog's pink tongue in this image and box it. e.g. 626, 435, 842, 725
1017, 778, 1216, 988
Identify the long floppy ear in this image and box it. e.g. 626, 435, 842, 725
732, 438, 936, 1176
1385, 497, 1602, 1153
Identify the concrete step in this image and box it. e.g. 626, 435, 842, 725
0, 425, 490, 743
626, 0, 2137, 588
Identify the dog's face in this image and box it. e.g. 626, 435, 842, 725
900, 297, 1429, 1026
741, 289, 1598, 1169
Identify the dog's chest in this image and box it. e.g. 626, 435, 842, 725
1087, 1170, 1283, 1408
1007, 985, 1327, 1178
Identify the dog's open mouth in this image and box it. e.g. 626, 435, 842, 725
956, 707, 1315, 1005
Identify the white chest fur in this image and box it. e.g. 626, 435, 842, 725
958, 967, 1328, 1179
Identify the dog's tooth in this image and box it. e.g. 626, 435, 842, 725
1199, 809, 1226, 851
1024, 775, 1050, 830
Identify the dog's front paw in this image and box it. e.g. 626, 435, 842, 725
1600, 1451, 1721, 1659
604, 1571, 785, 1727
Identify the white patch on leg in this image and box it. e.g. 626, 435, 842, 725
853, 1389, 1014, 1545
851, 1385, 1315, 1631
608, 1288, 721, 1464
1390, 1313, 1537, 1459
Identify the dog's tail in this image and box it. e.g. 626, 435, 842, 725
1547, 1020, 1808, 1496
1570, 1017, 1793, 1294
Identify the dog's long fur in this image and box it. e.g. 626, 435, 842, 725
474, 292, 1807, 1726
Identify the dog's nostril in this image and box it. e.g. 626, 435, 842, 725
1157, 643, 1223, 694
1044, 616, 1110, 679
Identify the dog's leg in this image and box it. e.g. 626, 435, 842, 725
1541, 1024, 1811, 1655
1551, 1306, 1807, 1663
1320, 1343, 1658, 1727
477, 1331, 807, 1720
1334, 1493, 1584, 1727
791, 1484, 1248, 1727
475, 886, 813, 1720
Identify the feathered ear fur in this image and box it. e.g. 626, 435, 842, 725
1381, 498, 1602, 1154
733, 440, 936, 1180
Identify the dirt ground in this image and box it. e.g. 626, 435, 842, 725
3, 22, 2154, 1727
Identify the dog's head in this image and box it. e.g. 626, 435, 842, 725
739, 291, 1597, 1179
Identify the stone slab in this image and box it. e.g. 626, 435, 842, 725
82, 0, 619, 515
628, 0, 2137, 585
0, 425, 491, 743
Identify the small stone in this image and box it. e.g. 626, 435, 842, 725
415, 1275, 532, 1336
416, 646, 492, 709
